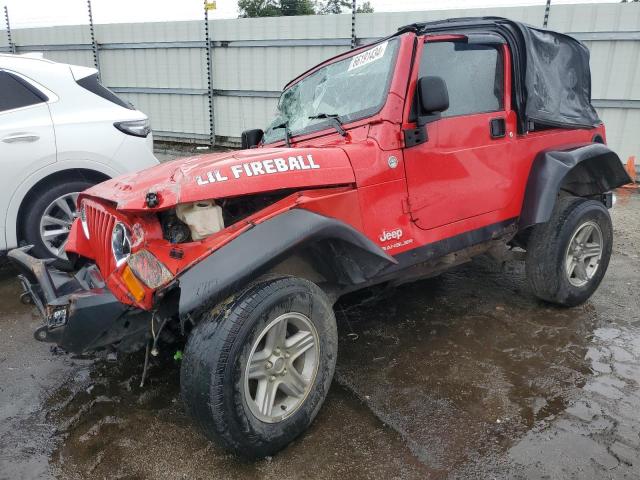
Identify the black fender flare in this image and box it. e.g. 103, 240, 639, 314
173, 209, 397, 316
519, 143, 631, 229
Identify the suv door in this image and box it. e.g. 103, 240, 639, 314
403, 39, 515, 230
0, 70, 57, 243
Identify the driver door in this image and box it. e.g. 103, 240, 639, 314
403, 39, 515, 230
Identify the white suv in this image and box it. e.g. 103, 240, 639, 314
0, 54, 159, 264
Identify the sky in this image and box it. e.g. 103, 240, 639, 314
2, 0, 622, 28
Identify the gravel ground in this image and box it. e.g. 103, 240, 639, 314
0, 183, 638, 479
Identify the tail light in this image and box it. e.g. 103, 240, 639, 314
114, 119, 150, 138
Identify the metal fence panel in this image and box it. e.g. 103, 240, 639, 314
121, 92, 209, 136
213, 95, 277, 137
588, 40, 640, 102
96, 21, 204, 43
12, 24, 89, 46
0, 20, 8, 49
2, 3, 639, 162
546, 3, 640, 32
99, 48, 207, 89
211, 45, 346, 91
598, 107, 640, 168
210, 14, 352, 40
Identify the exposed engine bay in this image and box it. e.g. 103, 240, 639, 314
159, 190, 297, 244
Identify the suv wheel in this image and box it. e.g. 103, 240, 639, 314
22, 179, 94, 266
180, 276, 338, 458
525, 196, 613, 307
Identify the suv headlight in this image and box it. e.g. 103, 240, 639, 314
112, 222, 132, 267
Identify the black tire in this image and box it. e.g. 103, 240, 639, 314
526, 196, 612, 307
22, 179, 94, 267
180, 275, 338, 458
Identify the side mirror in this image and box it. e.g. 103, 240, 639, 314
417, 76, 449, 116
241, 129, 264, 149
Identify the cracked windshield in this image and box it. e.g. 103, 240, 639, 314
263, 38, 399, 143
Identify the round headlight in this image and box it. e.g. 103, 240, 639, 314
79, 203, 90, 239
112, 222, 132, 267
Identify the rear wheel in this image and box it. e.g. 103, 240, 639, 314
525, 196, 612, 307
22, 179, 94, 266
180, 276, 337, 458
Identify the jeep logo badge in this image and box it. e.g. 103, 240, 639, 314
379, 228, 403, 242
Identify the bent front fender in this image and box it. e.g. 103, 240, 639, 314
173, 209, 396, 316
519, 143, 631, 229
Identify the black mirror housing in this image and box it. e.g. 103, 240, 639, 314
241, 129, 264, 149
417, 76, 449, 115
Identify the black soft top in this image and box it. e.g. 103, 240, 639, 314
400, 17, 600, 132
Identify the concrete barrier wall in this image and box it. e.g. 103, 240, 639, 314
1, 3, 638, 163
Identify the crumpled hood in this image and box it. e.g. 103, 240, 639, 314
83, 147, 355, 211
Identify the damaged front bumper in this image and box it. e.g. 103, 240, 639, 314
8, 247, 150, 354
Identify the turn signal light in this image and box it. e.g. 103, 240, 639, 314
127, 249, 174, 289
121, 264, 145, 302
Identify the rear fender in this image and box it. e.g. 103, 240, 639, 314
171, 209, 396, 317
519, 143, 630, 229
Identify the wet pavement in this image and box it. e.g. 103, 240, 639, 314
1, 188, 638, 479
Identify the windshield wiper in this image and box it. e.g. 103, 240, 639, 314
308, 113, 347, 137
272, 121, 292, 147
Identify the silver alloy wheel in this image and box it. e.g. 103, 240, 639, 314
39, 192, 80, 260
243, 312, 320, 423
565, 220, 604, 287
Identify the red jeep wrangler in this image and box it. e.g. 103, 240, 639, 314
10, 17, 630, 457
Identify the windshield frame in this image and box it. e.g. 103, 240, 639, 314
263, 37, 401, 145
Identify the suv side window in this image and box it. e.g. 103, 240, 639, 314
0, 71, 48, 113
76, 73, 133, 110
419, 41, 504, 117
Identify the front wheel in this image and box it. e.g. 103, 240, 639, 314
526, 196, 613, 307
180, 276, 338, 458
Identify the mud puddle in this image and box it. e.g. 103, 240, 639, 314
335, 259, 601, 477
0, 265, 92, 480
1, 189, 639, 479
45, 350, 433, 480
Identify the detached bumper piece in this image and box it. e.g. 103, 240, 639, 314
8, 247, 149, 354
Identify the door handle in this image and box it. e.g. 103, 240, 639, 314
489, 118, 506, 139
2, 133, 40, 143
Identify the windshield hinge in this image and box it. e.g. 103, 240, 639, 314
403, 126, 427, 147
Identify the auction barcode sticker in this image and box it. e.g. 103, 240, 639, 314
348, 41, 388, 71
